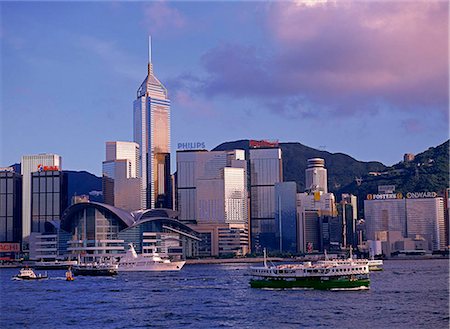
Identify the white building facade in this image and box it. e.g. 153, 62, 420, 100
364, 196, 407, 241
364, 193, 446, 251
176, 149, 249, 256
105, 141, 139, 178
196, 167, 247, 224
305, 158, 328, 193
405, 197, 445, 251
102, 142, 141, 212
177, 149, 246, 222
21, 154, 61, 242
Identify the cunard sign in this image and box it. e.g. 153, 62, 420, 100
406, 192, 437, 199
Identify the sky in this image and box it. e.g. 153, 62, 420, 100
1, 1, 448, 176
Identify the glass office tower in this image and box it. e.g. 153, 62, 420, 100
30, 170, 68, 233
249, 147, 282, 252
274, 182, 297, 253
133, 37, 171, 210
0, 168, 22, 243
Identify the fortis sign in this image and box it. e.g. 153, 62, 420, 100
37, 164, 59, 172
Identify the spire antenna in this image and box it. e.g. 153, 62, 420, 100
148, 35, 152, 64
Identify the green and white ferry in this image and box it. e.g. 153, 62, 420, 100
249, 251, 370, 290
316, 250, 383, 272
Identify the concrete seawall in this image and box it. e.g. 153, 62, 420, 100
186, 257, 285, 265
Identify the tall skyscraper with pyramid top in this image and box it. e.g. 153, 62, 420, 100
133, 36, 171, 209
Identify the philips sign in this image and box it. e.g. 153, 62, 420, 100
177, 142, 206, 150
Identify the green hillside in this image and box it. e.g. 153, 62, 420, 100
213, 139, 449, 202
338, 140, 449, 197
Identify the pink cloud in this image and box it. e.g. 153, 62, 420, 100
194, 1, 448, 119
141, 2, 186, 34
265, 1, 448, 110
402, 118, 425, 133
173, 90, 216, 118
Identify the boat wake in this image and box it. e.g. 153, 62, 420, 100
11, 277, 49, 281
330, 286, 370, 291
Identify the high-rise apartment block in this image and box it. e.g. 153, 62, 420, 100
102, 141, 141, 212
133, 37, 171, 210
249, 147, 282, 252
21, 154, 61, 241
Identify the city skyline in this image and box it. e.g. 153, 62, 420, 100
1, 1, 448, 176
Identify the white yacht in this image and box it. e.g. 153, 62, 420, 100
118, 244, 185, 272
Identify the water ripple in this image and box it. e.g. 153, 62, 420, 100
0, 259, 448, 328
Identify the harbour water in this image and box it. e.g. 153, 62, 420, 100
1, 259, 448, 328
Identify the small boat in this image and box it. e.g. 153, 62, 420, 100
34, 260, 78, 270
249, 249, 370, 290
367, 259, 383, 271
65, 268, 75, 281
13, 267, 48, 280
73, 259, 118, 276
118, 243, 185, 272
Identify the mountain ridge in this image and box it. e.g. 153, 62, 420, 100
213, 139, 449, 200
